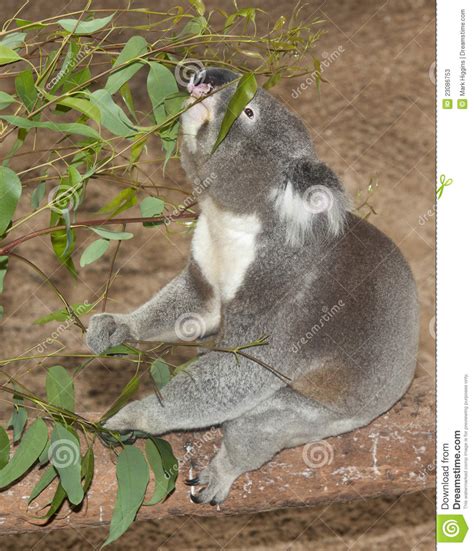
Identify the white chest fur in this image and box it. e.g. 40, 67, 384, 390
192, 198, 261, 302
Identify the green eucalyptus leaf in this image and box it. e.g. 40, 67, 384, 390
140, 196, 164, 227
130, 134, 147, 165
99, 187, 137, 216
0, 256, 8, 293
28, 464, 57, 503
15, 19, 46, 30
150, 359, 170, 389
46, 366, 75, 412
15, 69, 37, 111
0, 44, 23, 65
146, 62, 180, 125
44, 93, 101, 123
90, 227, 134, 240
189, 0, 206, 16
81, 447, 94, 494
48, 42, 81, 93
34, 302, 93, 324
80, 238, 110, 267
263, 70, 282, 90
101, 375, 140, 421
160, 121, 179, 165
0, 419, 48, 488
0, 426, 10, 469
179, 16, 207, 37
212, 73, 256, 152
0, 91, 16, 110
49, 166, 83, 274
0, 166, 22, 236
0, 32, 26, 50
50, 423, 83, 505
7, 393, 28, 443
50, 224, 78, 278
62, 66, 92, 93
104, 344, 139, 356
152, 437, 178, 495
57, 15, 114, 35
39, 480, 67, 518
103, 445, 149, 547
0, 115, 101, 140
144, 438, 167, 505
119, 81, 137, 121
105, 36, 148, 95
89, 89, 138, 137
31, 181, 46, 209
61, 207, 74, 257
38, 439, 51, 466
224, 8, 257, 32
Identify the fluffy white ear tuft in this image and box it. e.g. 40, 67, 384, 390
271, 160, 351, 247
271, 182, 314, 246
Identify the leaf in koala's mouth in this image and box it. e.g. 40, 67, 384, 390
212, 72, 257, 153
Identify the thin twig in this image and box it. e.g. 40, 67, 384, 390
0, 212, 196, 256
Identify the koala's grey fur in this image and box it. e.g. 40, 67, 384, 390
86, 68, 419, 505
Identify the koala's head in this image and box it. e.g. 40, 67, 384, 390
179, 67, 350, 245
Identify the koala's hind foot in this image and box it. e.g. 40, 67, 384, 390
187, 387, 363, 505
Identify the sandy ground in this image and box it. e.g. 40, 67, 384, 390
0, 0, 435, 548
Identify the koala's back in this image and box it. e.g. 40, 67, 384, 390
211, 209, 418, 422
285, 213, 419, 420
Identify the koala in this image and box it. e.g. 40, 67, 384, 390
86, 68, 419, 505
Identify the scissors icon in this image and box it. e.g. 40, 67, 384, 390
436, 174, 453, 199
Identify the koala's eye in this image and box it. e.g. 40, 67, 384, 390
244, 107, 255, 119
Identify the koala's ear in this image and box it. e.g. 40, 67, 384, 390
271, 158, 351, 246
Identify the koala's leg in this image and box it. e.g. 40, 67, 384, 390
188, 387, 363, 505
103, 352, 285, 434
86, 261, 220, 354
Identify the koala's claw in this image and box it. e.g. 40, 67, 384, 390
187, 466, 234, 505
86, 313, 131, 354
189, 490, 203, 504
184, 477, 200, 486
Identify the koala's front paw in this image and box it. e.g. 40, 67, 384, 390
102, 400, 148, 432
102, 403, 140, 432
86, 313, 131, 354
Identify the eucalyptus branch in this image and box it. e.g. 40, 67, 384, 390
0, 212, 196, 256
0, 4, 322, 541
7, 252, 86, 331
137, 336, 291, 383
